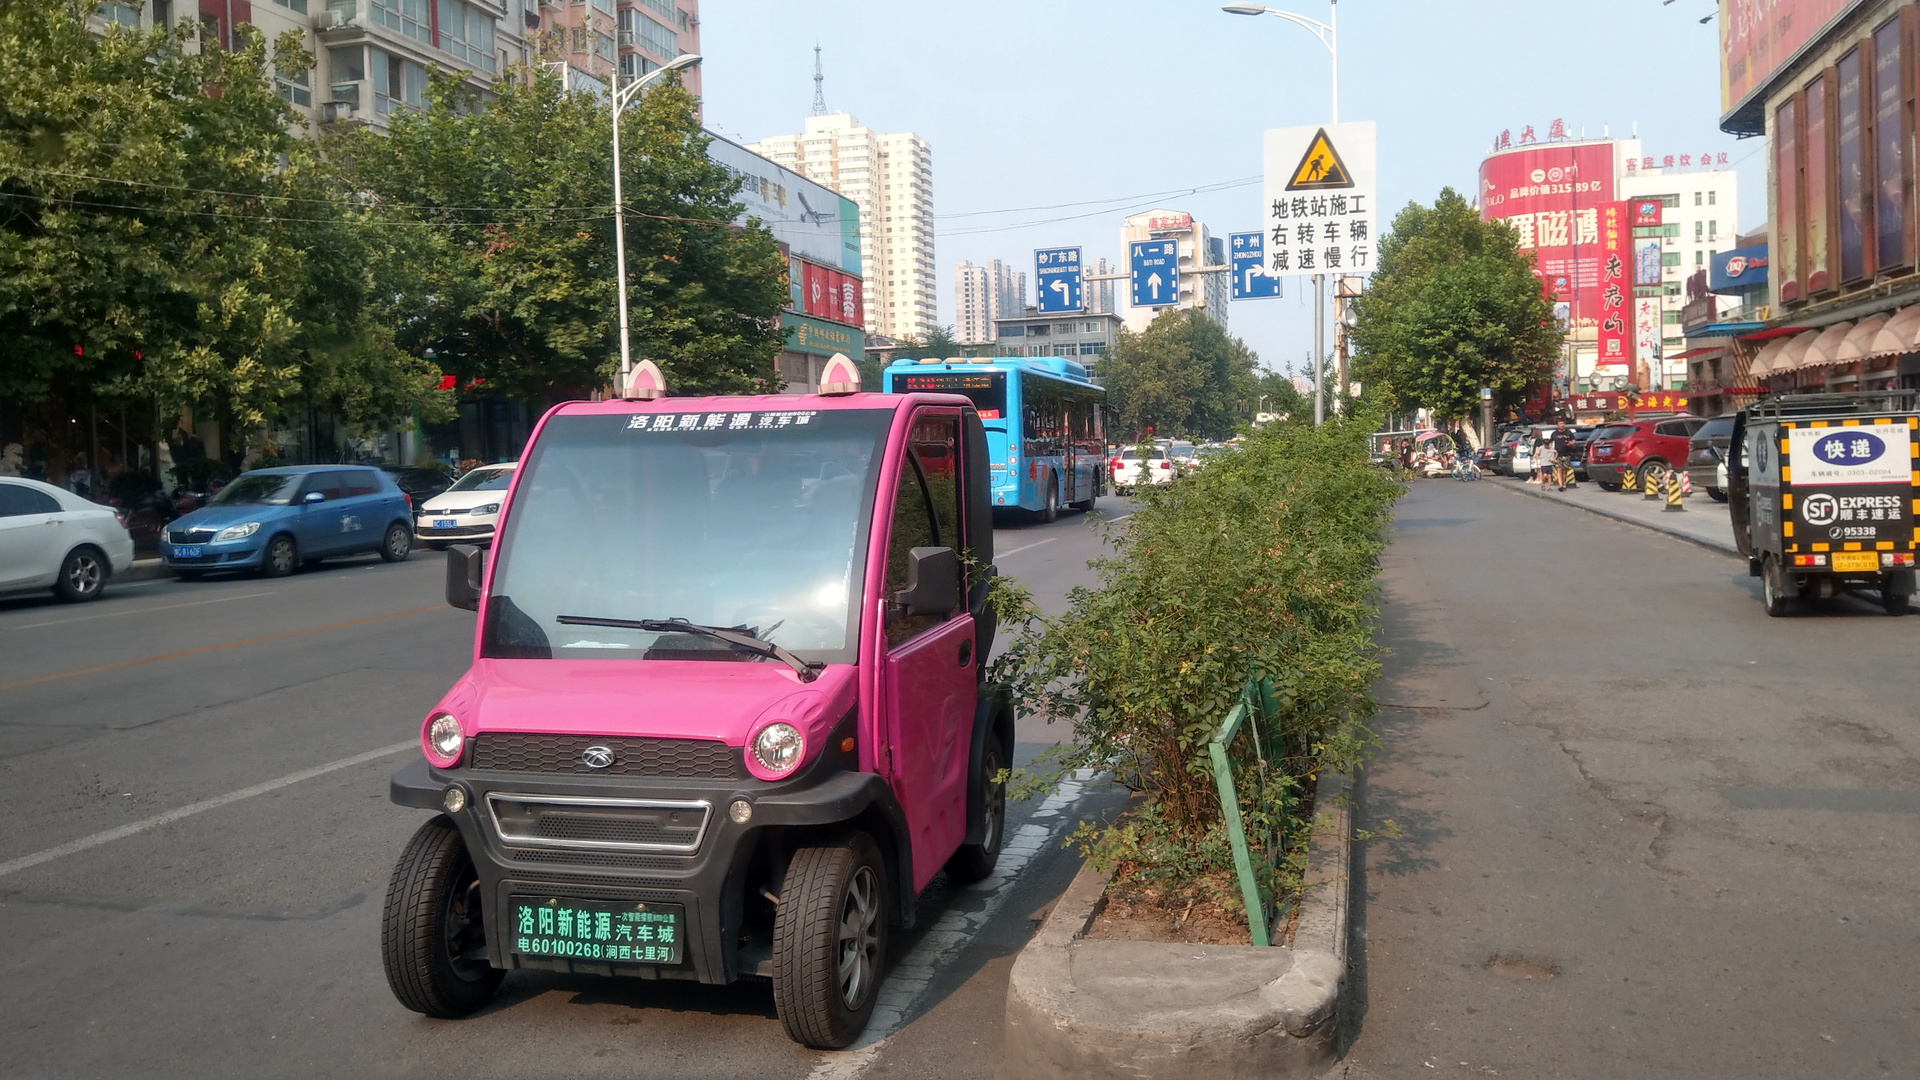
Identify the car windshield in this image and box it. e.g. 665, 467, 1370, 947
448, 467, 514, 492
1592, 423, 1639, 441
210, 473, 302, 506
1694, 417, 1736, 441
482, 409, 890, 664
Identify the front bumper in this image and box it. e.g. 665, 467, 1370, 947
389, 730, 900, 987
417, 520, 496, 542
159, 539, 264, 569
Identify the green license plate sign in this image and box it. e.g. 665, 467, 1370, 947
509, 896, 684, 965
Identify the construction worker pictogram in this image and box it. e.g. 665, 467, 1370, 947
1285, 128, 1355, 190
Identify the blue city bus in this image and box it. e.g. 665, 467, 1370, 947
883, 356, 1106, 518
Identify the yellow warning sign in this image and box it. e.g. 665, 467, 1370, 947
1285, 128, 1354, 190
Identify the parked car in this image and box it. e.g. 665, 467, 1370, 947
1583, 415, 1707, 490
160, 465, 415, 578
1493, 427, 1528, 476
1567, 424, 1598, 480
416, 462, 516, 550
1686, 414, 1736, 502
1111, 447, 1172, 492
0, 477, 135, 602
382, 465, 454, 507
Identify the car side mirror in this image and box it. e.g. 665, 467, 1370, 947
446, 544, 485, 611
303, 490, 326, 504
893, 546, 958, 618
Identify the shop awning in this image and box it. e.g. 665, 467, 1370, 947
1834, 313, 1889, 363
1748, 335, 1791, 377
1667, 346, 1721, 361
1865, 303, 1920, 363
1793, 321, 1854, 370
1739, 325, 1814, 342
1775, 328, 1825, 372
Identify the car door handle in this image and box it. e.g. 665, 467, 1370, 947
958, 639, 972, 667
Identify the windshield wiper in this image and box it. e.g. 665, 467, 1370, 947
554, 616, 823, 682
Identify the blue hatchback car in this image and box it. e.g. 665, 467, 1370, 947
161, 465, 415, 578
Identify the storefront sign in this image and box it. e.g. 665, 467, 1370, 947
1710, 244, 1770, 291
1480, 142, 1615, 327
783, 311, 864, 358
792, 256, 863, 328
1597, 201, 1631, 367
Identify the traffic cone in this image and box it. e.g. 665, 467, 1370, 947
1680, 469, 1693, 496
1664, 470, 1686, 512
1643, 471, 1662, 500
1622, 470, 1638, 493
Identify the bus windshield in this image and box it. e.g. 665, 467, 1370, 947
890, 371, 1007, 420
482, 409, 890, 664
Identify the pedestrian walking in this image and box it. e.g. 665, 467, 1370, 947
1550, 419, 1579, 492
1534, 431, 1559, 491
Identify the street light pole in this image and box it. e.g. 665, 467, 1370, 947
610, 53, 702, 397
1224, 1, 1338, 423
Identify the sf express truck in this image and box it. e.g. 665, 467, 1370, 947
1728, 391, 1920, 616
379, 358, 1012, 1049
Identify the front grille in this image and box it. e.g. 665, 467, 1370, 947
486, 793, 710, 854
168, 528, 216, 544
502, 848, 690, 872
471, 734, 746, 779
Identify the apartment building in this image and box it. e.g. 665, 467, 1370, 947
954, 257, 1029, 344
534, 0, 699, 104
748, 113, 936, 341
1118, 209, 1229, 334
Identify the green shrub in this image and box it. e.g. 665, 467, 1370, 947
993, 412, 1400, 894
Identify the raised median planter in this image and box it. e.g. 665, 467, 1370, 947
1002, 772, 1351, 1080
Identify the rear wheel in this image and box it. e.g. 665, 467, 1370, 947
175, 570, 205, 581
1636, 460, 1669, 492
1762, 556, 1790, 617
52, 547, 108, 603
1883, 578, 1911, 616
380, 522, 413, 562
1707, 487, 1729, 503
1036, 477, 1058, 524
1598, 480, 1622, 492
945, 734, 1006, 884
381, 816, 502, 1018
260, 534, 298, 578
773, 832, 889, 1049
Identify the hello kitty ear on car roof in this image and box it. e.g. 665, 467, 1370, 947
624, 359, 667, 401
819, 353, 861, 396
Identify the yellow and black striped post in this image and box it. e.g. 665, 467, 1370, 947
1621, 469, 1638, 493
1643, 470, 1662, 500
1664, 469, 1685, 512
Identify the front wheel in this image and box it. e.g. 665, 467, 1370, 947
1762, 556, 1791, 617
945, 734, 1006, 884
382, 816, 502, 1018
1707, 487, 1729, 503
773, 832, 889, 1049
260, 534, 298, 578
380, 522, 413, 562
1036, 477, 1058, 524
52, 547, 108, 602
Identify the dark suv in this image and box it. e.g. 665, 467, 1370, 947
1686, 414, 1736, 502
1584, 416, 1707, 491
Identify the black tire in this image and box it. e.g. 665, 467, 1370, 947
1037, 477, 1059, 525
945, 734, 1006, 884
1707, 487, 1729, 503
381, 816, 503, 1019
1762, 556, 1790, 617
1598, 481, 1622, 492
380, 522, 413, 563
424, 541, 449, 552
260, 534, 298, 578
175, 570, 205, 581
1883, 585, 1910, 616
773, 832, 889, 1049
52, 546, 108, 603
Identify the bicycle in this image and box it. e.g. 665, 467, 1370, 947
1450, 454, 1483, 481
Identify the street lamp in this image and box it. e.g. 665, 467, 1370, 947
611, 52, 702, 397
1225, 1, 1337, 424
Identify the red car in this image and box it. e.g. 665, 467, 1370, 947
1584, 415, 1708, 491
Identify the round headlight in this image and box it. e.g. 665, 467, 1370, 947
425, 713, 463, 765
214, 521, 260, 542
750, 723, 804, 776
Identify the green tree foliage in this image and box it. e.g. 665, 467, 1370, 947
340, 70, 788, 402
1098, 309, 1258, 440
1349, 187, 1559, 421
992, 413, 1399, 896
0, 4, 447, 471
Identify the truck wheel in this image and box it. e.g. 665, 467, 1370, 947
773, 832, 889, 1049
1883, 587, 1911, 616
381, 816, 502, 1019
1707, 487, 1729, 503
1762, 556, 1790, 617
944, 734, 1006, 884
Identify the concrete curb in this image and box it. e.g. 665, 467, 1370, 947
1001, 773, 1351, 1079
1485, 478, 1742, 558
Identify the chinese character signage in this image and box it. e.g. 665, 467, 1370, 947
1631, 199, 1663, 227
1634, 296, 1663, 372
1633, 238, 1664, 287
1263, 122, 1378, 276
1035, 246, 1083, 313
510, 899, 683, 965
1480, 142, 1615, 328
792, 256, 864, 328
1597, 201, 1631, 368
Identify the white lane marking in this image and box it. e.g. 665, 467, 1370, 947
0, 741, 415, 880
1102, 513, 1133, 523
997, 538, 1058, 558
806, 769, 1097, 1080
4, 591, 278, 630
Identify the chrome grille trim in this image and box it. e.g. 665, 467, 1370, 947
484, 792, 711, 855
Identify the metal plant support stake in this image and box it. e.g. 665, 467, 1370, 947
1208, 673, 1282, 946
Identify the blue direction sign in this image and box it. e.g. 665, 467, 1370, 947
1229, 231, 1282, 300
1036, 246, 1083, 313
1129, 240, 1179, 307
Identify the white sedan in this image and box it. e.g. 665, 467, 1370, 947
416, 462, 516, 550
0, 477, 135, 602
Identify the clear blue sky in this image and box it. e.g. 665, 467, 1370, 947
702, 0, 1757, 375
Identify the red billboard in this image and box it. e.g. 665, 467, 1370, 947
1719, 0, 1861, 128
1479, 142, 1616, 328
1597, 201, 1631, 369
795, 257, 864, 328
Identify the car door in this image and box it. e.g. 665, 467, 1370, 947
292, 472, 347, 556
0, 482, 64, 588
336, 469, 386, 553
880, 410, 977, 892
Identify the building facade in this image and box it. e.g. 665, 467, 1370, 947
1117, 210, 1228, 334
1729, 0, 1920, 401
536, 0, 700, 105
748, 114, 936, 341
991, 310, 1124, 364
955, 261, 991, 344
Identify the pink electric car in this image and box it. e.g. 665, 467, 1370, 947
381, 379, 1009, 1049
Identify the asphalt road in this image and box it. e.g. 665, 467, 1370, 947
0, 498, 1135, 1080
1340, 477, 1920, 1078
